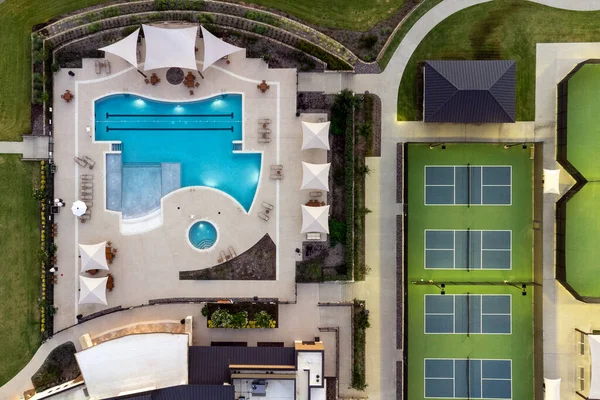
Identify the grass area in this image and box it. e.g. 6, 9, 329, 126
563, 64, 600, 297
243, 0, 404, 31
378, 0, 443, 70
406, 144, 533, 400
0, 155, 41, 386
396, 0, 600, 121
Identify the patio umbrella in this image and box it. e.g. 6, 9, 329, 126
301, 205, 330, 234
301, 121, 330, 150
78, 242, 109, 272
78, 276, 108, 305
301, 162, 330, 192
71, 200, 87, 216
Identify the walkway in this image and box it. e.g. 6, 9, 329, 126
0, 141, 23, 154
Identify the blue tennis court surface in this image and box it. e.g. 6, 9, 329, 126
425, 294, 511, 334
425, 230, 511, 270
425, 359, 512, 399
425, 166, 512, 205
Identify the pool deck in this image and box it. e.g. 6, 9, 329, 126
51, 48, 326, 330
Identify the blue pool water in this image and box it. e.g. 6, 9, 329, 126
95, 94, 260, 218
188, 221, 218, 249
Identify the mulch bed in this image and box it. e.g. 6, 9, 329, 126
397, 215, 403, 350
31, 104, 44, 136
31, 342, 80, 392
206, 301, 278, 326
180, 234, 276, 280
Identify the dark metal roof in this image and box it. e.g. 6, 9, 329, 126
106, 385, 234, 400
188, 346, 296, 385
424, 60, 516, 123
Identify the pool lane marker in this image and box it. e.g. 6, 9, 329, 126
106, 126, 234, 132
106, 112, 235, 118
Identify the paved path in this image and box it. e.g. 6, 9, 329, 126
0, 141, 23, 154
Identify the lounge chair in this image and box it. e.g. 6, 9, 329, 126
74, 157, 87, 167
270, 165, 283, 170
189, 90, 194, 96
310, 191, 323, 198
270, 174, 283, 180
80, 194, 92, 200
81, 156, 95, 169
258, 137, 271, 143
85, 201, 93, 208
145, 78, 150, 84
105, 61, 111, 74
95, 60, 101, 74
81, 182, 93, 188
219, 251, 227, 263
306, 233, 322, 240
81, 174, 93, 180
228, 246, 237, 258
262, 202, 274, 210
258, 118, 271, 124
195, 82, 200, 88
259, 128, 271, 134
80, 189, 93, 194
258, 212, 269, 221
79, 214, 91, 223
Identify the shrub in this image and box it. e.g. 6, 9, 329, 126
197, 13, 215, 24
230, 311, 249, 329
352, 300, 369, 390
255, 311, 274, 328
244, 10, 280, 27
201, 304, 210, 317
210, 308, 232, 328
88, 23, 102, 34
297, 40, 352, 71
33, 188, 47, 200
329, 219, 346, 246
33, 50, 44, 65
154, 0, 168, 10
101, 7, 120, 19
356, 165, 371, 176
330, 89, 359, 135
252, 25, 268, 35
51, 62, 60, 73
32, 34, 43, 51
359, 34, 378, 49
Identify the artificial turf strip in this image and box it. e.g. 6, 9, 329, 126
0, 155, 41, 386
406, 144, 533, 400
396, 0, 600, 121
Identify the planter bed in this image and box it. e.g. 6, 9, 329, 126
206, 301, 278, 328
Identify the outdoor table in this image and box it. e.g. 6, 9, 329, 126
62, 91, 73, 102
258, 80, 269, 93
150, 75, 159, 85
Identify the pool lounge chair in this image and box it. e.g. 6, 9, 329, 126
79, 214, 91, 223
270, 174, 283, 180
262, 202, 274, 210
81, 189, 93, 194
228, 246, 237, 258
95, 60, 101, 74
258, 118, 271, 124
259, 128, 271, 134
306, 233, 322, 240
105, 61, 111, 74
85, 201, 93, 208
270, 165, 283, 171
258, 212, 269, 221
80, 194, 92, 200
218, 251, 227, 263
310, 191, 323, 198
81, 182, 93, 188
81, 174, 93, 180
81, 156, 95, 169
258, 137, 271, 143
74, 157, 87, 167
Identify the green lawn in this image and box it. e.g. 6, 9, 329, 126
0, 155, 41, 386
406, 144, 534, 400
396, 0, 600, 121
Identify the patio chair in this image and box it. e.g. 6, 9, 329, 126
80, 174, 93, 180
189, 90, 194, 96
219, 251, 227, 263
86, 126, 91, 137
262, 202, 274, 210
145, 78, 150, 84
309, 191, 323, 198
80, 188, 93, 194
270, 165, 283, 170
258, 212, 269, 221
79, 214, 91, 223
81, 182, 93, 188
85, 201, 93, 208
80, 194, 92, 200
306, 233, 322, 240
258, 137, 271, 143
81, 156, 95, 169
105, 61, 111, 74
228, 246, 237, 258
195, 82, 200, 88
74, 157, 87, 167
95, 60, 101, 74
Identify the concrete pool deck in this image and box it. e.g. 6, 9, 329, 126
51, 48, 327, 330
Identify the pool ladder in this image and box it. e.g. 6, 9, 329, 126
111, 143, 123, 152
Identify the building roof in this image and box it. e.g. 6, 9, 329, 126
424, 60, 516, 123
188, 346, 296, 385
107, 385, 235, 400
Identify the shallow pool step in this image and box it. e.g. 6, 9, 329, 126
106, 154, 122, 212
195, 239, 215, 249
161, 163, 181, 197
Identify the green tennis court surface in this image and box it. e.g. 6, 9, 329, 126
563, 64, 600, 297
406, 144, 533, 400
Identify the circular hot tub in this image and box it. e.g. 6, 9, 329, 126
188, 220, 218, 250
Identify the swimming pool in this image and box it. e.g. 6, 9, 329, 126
95, 94, 260, 219
188, 220, 218, 250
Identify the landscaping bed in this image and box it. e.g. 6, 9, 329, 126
352, 300, 369, 391
31, 342, 80, 392
180, 234, 276, 280
204, 302, 278, 328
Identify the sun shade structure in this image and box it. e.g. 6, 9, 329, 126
78, 276, 108, 305
544, 378, 560, 400
200, 26, 244, 71
75, 333, 188, 399
301, 121, 331, 150
544, 169, 561, 194
587, 335, 600, 399
71, 200, 87, 217
301, 205, 330, 234
424, 60, 516, 123
78, 241, 109, 272
99, 28, 140, 68
301, 162, 330, 191
143, 24, 198, 71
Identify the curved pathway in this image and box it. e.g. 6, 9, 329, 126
3, 1, 600, 399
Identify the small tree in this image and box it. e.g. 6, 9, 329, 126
230, 311, 248, 329
201, 304, 210, 317
210, 308, 232, 328
255, 311, 274, 328
33, 188, 47, 201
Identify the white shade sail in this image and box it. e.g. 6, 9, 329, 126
544, 169, 561, 194
200, 26, 244, 71
143, 24, 198, 71
79, 276, 108, 305
78, 242, 109, 272
590, 335, 600, 399
301, 205, 330, 234
301, 121, 330, 150
71, 200, 87, 217
301, 162, 330, 191
99, 28, 140, 68
543, 378, 560, 400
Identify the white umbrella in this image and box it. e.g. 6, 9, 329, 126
79, 276, 108, 305
543, 169, 560, 194
301, 162, 330, 191
301, 121, 330, 150
71, 200, 87, 216
301, 205, 330, 234
78, 242, 109, 272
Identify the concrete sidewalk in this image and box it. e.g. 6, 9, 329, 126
0, 141, 23, 154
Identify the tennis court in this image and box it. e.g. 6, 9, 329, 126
425, 166, 512, 205
425, 294, 511, 334
425, 230, 512, 270
425, 358, 512, 399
